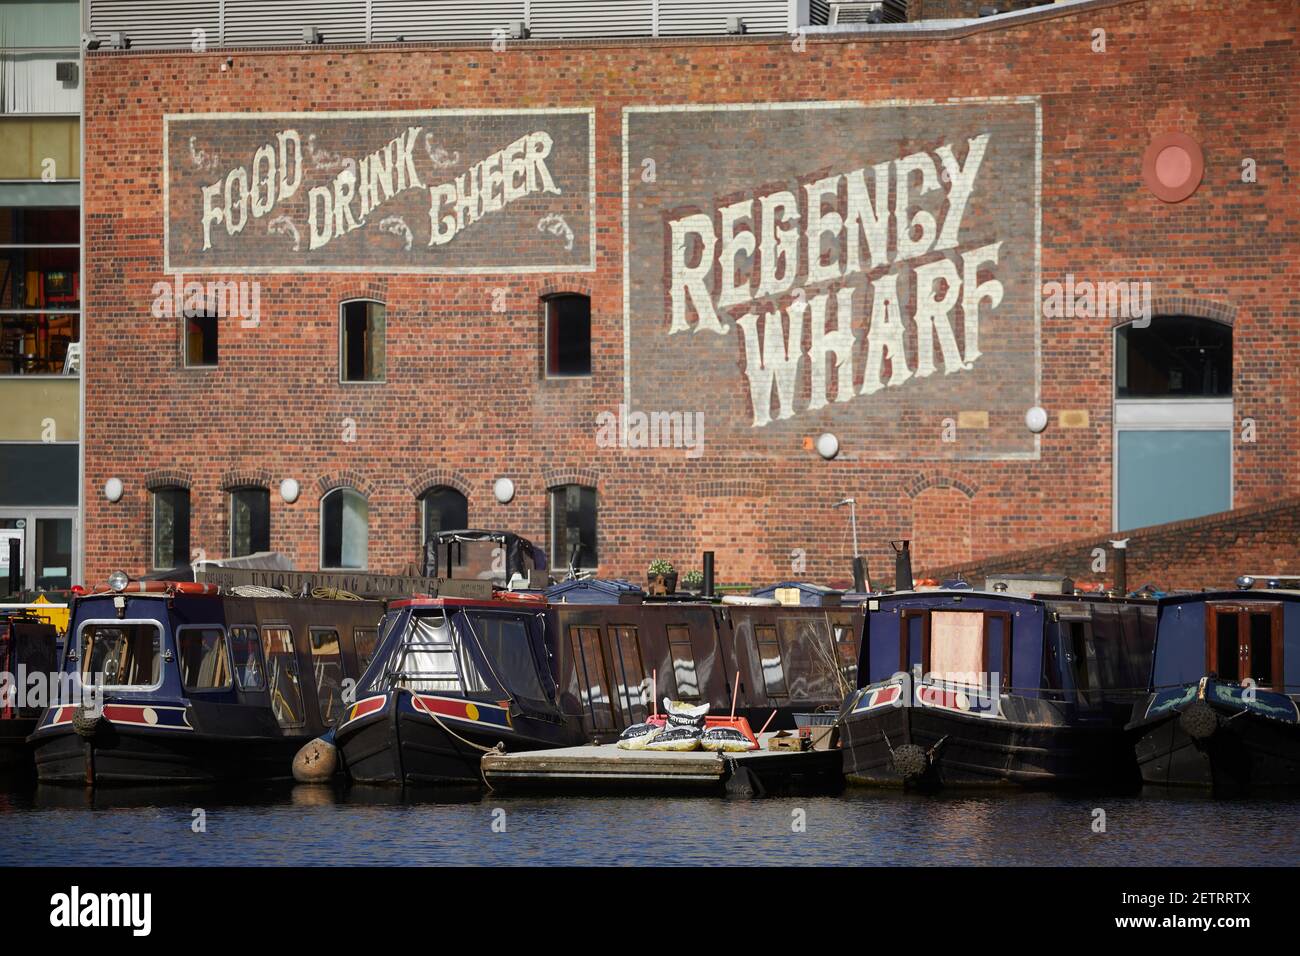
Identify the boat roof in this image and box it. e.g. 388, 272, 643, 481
389, 595, 546, 611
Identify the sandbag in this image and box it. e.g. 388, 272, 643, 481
663, 697, 709, 730
644, 725, 702, 752
699, 726, 755, 752
616, 722, 663, 750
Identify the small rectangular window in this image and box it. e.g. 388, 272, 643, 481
230, 487, 270, 557
1214, 611, 1239, 681
80, 623, 161, 688
667, 625, 700, 701
310, 627, 347, 724
228, 626, 266, 691
262, 626, 306, 728
341, 300, 385, 383
178, 626, 231, 691
184, 311, 218, 367
754, 624, 786, 698
354, 626, 379, 672
611, 625, 647, 722
152, 487, 190, 570
545, 294, 591, 377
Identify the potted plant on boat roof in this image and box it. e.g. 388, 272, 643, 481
647, 559, 678, 595
682, 568, 704, 593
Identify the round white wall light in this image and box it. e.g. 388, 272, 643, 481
815, 432, 840, 460
1024, 406, 1049, 434
104, 477, 124, 503
279, 477, 301, 504
493, 477, 516, 504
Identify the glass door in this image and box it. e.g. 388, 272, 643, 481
0, 507, 77, 595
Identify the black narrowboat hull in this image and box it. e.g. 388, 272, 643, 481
337, 691, 582, 787
0, 719, 37, 774
31, 725, 309, 785
841, 691, 1137, 789
1133, 703, 1300, 792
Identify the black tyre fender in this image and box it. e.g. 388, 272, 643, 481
890, 743, 930, 780
1179, 700, 1220, 741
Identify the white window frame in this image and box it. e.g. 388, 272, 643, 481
0, 506, 79, 592
1112, 319, 1234, 531
76, 619, 166, 694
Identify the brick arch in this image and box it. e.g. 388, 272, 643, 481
316, 472, 375, 499
904, 471, 979, 500
408, 469, 472, 499
219, 470, 272, 491
543, 466, 601, 491
1111, 295, 1237, 329
336, 280, 391, 305
537, 277, 594, 300
144, 469, 193, 491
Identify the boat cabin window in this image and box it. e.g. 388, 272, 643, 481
778, 617, 843, 701
1065, 620, 1100, 697
397, 614, 489, 695
177, 626, 232, 691
915, 609, 1012, 691
354, 626, 379, 672
1206, 603, 1283, 689
667, 625, 700, 701
262, 626, 306, 729
568, 625, 616, 730
310, 628, 347, 724
80, 623, 162, 688
831, 615, 859, 686
610, 625, 648, 723
227, 626, 265, 691
754, 625, 786, 698
465, 613, 550, 705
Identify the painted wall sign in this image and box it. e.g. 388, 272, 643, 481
623, 99, 1041, 460
165, 109, 595, 273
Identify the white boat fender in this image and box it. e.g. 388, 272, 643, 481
699, 726, 754, 752
616, 722, 663, 750
644, 725, 703, 752
292, 736, 339, 783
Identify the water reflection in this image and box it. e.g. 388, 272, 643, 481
1, 779, 1298, 866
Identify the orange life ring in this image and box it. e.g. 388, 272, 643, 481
494, 590, 546, 603
89, 581, 219, 596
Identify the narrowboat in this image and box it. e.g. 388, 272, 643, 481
334, 594, 582, 786
841, 589, 1155, 789
30, 577, 384, 785
0, 610, 61, 773
549, 592, 859, 740
1127, 582, 1300, 791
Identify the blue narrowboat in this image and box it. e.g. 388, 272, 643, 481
1128, 583, 1300, 791
334, 594, 584, 786
840, 589, 1155, 788
0, 610, 61, 773
30, 579, 384, 785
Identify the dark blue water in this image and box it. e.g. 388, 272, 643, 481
3, 783, 1298, 865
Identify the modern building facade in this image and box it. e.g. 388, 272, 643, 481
0, 0, 82, 597
76, 0, 1299, 587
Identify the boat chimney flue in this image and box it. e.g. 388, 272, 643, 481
1110, 538, 1129, 596
890, 540, 913, 591
702, 551, 715, 598
852, 556, 867, 593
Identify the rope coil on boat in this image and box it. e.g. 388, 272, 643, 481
72, 706, 101, 739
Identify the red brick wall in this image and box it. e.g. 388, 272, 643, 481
80, 0, 1300, 587
922, 497, 1300, 592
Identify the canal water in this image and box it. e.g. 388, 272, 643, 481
3, 783, 1298, 866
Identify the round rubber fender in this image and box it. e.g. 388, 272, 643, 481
292, 737, 340, 783
72, 707, 101, 739
890, 743, 930, 781
1179, 700, 1220, 741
